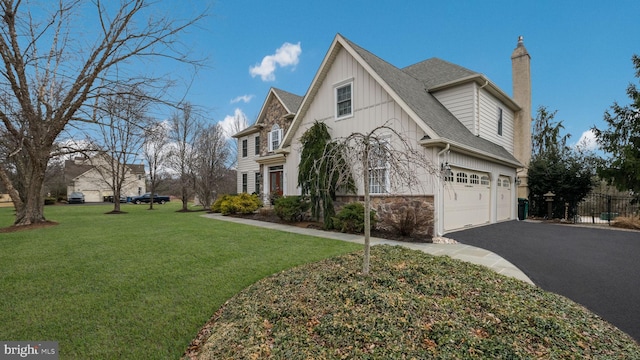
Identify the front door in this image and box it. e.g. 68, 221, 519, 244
269, 165, 283, 196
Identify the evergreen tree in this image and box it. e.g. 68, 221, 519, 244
593, 55, 640, 199
528, 106, 596, 218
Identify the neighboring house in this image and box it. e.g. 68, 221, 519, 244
232, 87, 303, 200
237, 34, 532, 236
64, 155, 146, 202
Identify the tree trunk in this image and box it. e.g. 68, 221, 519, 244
13, 161, 48, 226
362, 143, 371, 275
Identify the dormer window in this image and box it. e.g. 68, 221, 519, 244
335, 81, 353, 119
268, 124, 282, 152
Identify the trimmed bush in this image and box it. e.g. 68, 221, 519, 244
274, 196, 310, 222
211, 194, 232, 213
212, 193, 261, 215
332, 202, 376, 233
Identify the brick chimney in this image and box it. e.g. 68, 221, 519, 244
511, 35, 531, 199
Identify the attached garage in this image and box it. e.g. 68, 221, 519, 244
496, 176, 513, 221
443, 168, 491, 231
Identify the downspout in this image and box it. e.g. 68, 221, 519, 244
476, 80, 489, 136
436, 143, 450, 237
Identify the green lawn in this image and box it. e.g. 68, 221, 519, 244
0, 203, 360, 359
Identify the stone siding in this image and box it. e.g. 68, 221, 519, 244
259, 99, 292, 156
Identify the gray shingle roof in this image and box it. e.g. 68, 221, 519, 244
341, 36, 520, 166
272, 87, 303, 114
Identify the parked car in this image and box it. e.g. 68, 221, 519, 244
130, 193, 170, 204
67, 192, 85, 204
105, 195, 128, 203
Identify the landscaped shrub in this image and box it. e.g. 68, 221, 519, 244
211, 195, 232, 213
212, 193, 261, 215
44, 197, 56, 205
332, 202, 376, 233
274, 196, 310, 222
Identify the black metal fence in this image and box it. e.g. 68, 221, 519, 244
575, 193, 639, 225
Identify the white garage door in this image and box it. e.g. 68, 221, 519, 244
443, 169, 491, 231
497, 176, 512, 221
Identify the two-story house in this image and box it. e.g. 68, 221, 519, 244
232, 87, 303, 202
236, 34, 532, 236
64, 155, 146, 202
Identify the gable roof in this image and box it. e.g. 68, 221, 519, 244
283, 34, 521, 167
232, 87, 303, 139
64, 156, 145, 182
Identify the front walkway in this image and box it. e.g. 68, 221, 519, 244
202, 213, 534, 285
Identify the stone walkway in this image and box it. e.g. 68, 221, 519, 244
203, 213, 534, 285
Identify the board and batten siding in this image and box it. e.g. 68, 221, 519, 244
478, 88, 515, 154
431, 83, 476, 133
286, 47, 437, 197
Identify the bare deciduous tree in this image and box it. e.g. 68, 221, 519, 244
0, 0, 205, 226
93, 89, 148, 213
193, 123, 230, 209
143, 120, 169, 210
167, 103, 200, 211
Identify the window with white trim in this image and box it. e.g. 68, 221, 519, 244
242, 173, 248, 193
254, 136, 260, 155
480, 176, 490, 186
497, 108, 503, 136
456, 172, 468, 184
268, 124, 282, 152
241, 139, 248, 157
368, 139, 389, 194
335, 82, 353, 119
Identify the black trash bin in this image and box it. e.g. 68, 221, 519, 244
518, 198, 529, 220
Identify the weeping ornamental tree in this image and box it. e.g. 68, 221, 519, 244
298, 121, 355, 229
299, 121, 437, 275
0, 1, 204, 226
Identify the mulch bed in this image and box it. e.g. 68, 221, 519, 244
228, 212, 432, 243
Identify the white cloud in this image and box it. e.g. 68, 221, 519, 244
219, 108, 249, 139
574, 129, 599, 151
249, 42, 302, 81
230, 94, 254, 104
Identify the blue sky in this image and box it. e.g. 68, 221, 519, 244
170, 0, 640, 149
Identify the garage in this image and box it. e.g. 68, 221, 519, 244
496, 176, 513, 221
443, 168, 491, 231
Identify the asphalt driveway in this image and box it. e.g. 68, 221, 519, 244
447, 220, 640, 343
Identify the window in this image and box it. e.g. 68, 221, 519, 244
254, 136, 260, 155
242, 173, 248, 193
503, 178, 510, 188
368, 139, 389, 194
242, 139, 248, 157
480, 176, 490, 186
497, 178, 502, 187
268, 124, 282, 152
470, 174, 480, 185
456, 172, 468, 184
255, 172, 261, 194
336, 82, 352, 118
497, 108, 503, 136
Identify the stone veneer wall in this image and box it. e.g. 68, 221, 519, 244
259, 99, 292, 157
335, 195, 435, 238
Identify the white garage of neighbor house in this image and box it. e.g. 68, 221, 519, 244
236, 33, 532, 236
